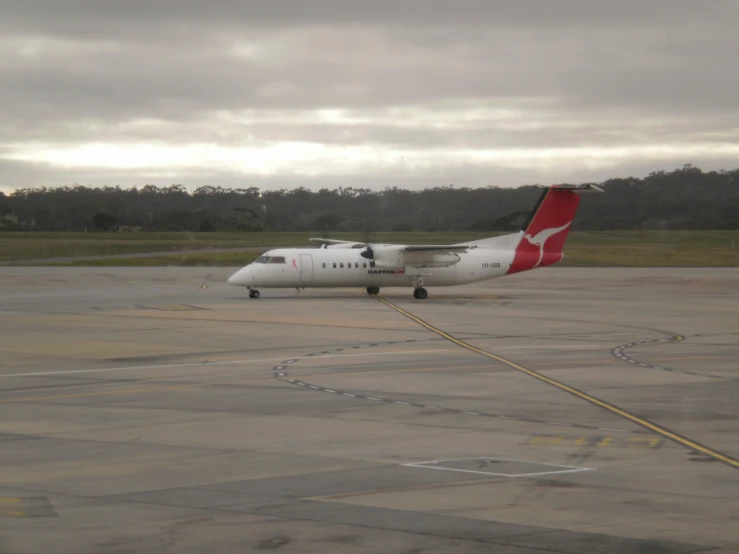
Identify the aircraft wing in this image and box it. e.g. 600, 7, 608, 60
403, 245, 471, 252
309, 239, 471, 266
309, 238, 368, 248
309, 238, 363, 246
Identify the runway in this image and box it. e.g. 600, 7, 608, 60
0, 267, 737, 553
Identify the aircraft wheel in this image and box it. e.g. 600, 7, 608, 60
249, 289, 260, 299
413, 287, 428, 300
366, 286, 380, 295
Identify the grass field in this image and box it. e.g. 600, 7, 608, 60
49, 252, 263, 267
1, 230, 738, 267
562, 231, 739, 267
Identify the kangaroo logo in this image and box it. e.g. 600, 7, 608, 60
523, 222, 571, 268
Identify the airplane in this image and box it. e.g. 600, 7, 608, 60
227, 183, 602, 299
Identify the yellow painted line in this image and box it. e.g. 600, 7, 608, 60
373, 295, 739, 470
0, 498, 21, 503
523, 435, 664, 449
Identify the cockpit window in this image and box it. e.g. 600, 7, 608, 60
254, 255, 286, 264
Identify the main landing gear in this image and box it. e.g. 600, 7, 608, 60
411, 275, 428, 300
248, 288, 260, 299
413, 287, 428, 300
366, 286, 380, 295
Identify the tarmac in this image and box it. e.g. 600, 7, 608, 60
0, 266, 737, 553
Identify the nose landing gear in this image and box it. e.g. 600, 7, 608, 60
248, 289, 260, 299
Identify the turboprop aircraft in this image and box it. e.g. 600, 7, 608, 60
227, 184, 602, 299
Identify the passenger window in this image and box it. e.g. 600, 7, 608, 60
333, 263, 336, 268
363, 262, 367, 268
340, 263, 344, 268
322, 263, 326, 268
355, 263, 358, 268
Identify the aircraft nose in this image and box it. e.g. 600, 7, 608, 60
227, 267, 250, 286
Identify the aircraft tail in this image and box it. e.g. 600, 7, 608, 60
507, 184, 603, 275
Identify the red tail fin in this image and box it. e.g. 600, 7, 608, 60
507, 185, 595, 275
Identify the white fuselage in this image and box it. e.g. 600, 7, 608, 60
227, 245, 516, 289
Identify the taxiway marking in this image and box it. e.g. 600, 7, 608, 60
0, 498, 25, 518
276, 341, 648, 435
523, 435, 664, 449
372, 295, 739, 470
611, 338, 727, 380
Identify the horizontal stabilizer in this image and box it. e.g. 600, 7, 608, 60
543, 183, 604, 193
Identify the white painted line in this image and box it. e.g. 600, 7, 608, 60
0, 349, 452, 380
324, 389, 337, 393
366, 397, 382, 401
462, 411, 480, 415
409, 456, 593, 470
403, 462, 594, 478
343, 393, 356, 397
394, 401, 412, 405
508, 468, 596, 477
548, 422, 571, 427
598, 427, 630, 432
423, 405, 442, 410
403, 464, 513, 477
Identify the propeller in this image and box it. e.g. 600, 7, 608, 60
359, 245, 376, 267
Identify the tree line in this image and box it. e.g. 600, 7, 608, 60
1, 165, 738, 233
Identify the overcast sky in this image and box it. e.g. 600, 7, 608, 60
1, 0, 738, 193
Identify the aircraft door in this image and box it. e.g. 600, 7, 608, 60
299, 253, 314, 285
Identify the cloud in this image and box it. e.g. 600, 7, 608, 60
1, 0, 738, 190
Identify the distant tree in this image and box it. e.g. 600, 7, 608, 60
89, 212, 118, 231
198, 219, 215, 232
311, 213, 345, 231
4, 165, 739, 232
